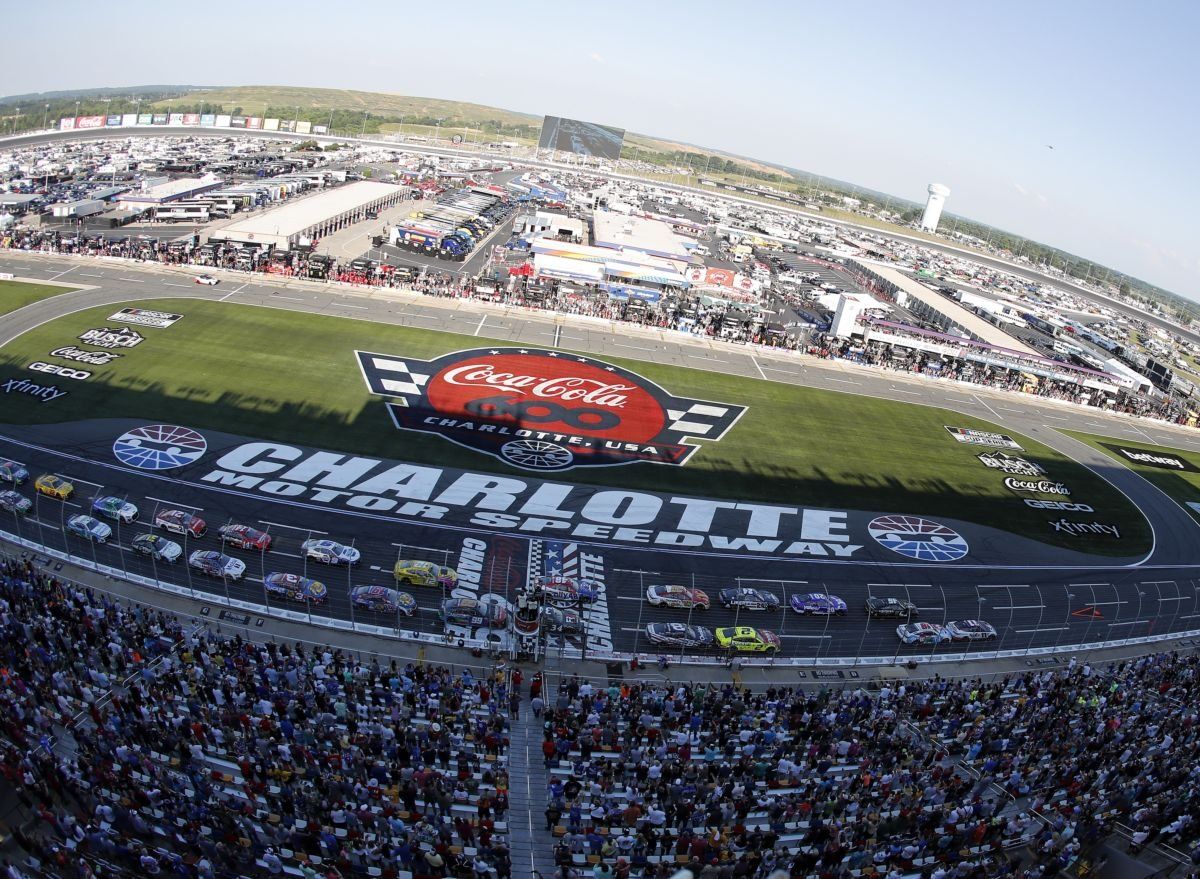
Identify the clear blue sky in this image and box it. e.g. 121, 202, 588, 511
5, 0, 1197, 298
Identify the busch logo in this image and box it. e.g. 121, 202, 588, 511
356, 347, 747, 471
977, 452, 1044, 476
77, 327, 144, 349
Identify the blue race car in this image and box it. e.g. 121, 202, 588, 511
66, 514, 112, 543
0, 459, 29, 486
188, 551, 246, 581
789, 592, 848, 616
350, 585, 415, 615
265, 572, 328, 604
0, 490, 32, 515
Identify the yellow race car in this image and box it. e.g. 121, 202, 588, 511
393, 559, 458, 588
714, 626, 781, 654
34, 473, 74, 500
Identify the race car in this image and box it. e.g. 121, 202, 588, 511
0, 459, 28, 485
788, 592, 847, 616
155, 509, 207, 538
218, 524, 272, 552
66, 514, 111, 543
265, 572, 327, 604
440, 598, 508, 629
350, 585, 416, 615
534, 575, 599, 606
645, 623, 715, 649
896, 621, 951, 646
719, 587, 781, 611
91, 496, 139, 524
194, 274, 219, 285
540, 605, 583, 634
131, 533, 182, 563
393, 559, 457, 587
0, 490, 33, 516
645, 584, 710, 610
714, 626, 780, 654
34, 474, 74, 500
188, 550, 245, 581
865, 597, 918, 619
946, 619, 998, 642
301, 538, 361, 566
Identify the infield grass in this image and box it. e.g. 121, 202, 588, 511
0, 280, 76, 317
1065, 431, 1200, 524
0, 298, 1150, 556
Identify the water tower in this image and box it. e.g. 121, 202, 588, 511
920, 183, 950, 232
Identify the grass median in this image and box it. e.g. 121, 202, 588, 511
0, 298, 1151, 556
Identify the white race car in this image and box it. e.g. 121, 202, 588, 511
194, 274, 219, 286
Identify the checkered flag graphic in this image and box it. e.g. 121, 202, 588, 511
663, 402, 741, 440
356, 351, 430, 404
527, 540, 544, 578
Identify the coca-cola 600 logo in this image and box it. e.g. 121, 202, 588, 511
356, 347, 747, 471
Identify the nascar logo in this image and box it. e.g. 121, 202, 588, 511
355, 347, 747, 472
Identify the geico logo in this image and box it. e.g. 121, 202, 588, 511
1024, 499, 1093, 512
28, 362, 90, 380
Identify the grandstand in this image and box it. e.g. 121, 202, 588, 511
0, 553, 1196, 879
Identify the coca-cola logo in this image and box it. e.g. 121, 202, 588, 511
1004, 477, 1071, 496
50, 346, 123, 365
356, 347, 746, 471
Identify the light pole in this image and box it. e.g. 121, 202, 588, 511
42, 104, 49, 131
360, 111, 368, 138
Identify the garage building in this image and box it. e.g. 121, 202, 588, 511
209, 181, 408, 252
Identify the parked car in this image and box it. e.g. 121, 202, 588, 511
644, 584, 710, 610
719, 587, 781, 611
947, 620, 998, 642
865, 597, 918, 619
788, 592, 847, 615
131, 533, 182, 563
264, 572, 327, 604
66, 514, 111, 543
155, 509, 207, 538
350, 585, 416, 616
645, 623, 714, 648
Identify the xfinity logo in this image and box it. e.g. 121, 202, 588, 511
50, 346, 122, 365
29, 362, 91, 380
1004, 477, 1070, 496
77, 327, 144, 349
2, 378, 68, 403
1049, 519, 1121, 539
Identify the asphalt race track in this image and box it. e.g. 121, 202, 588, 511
4, 250, 1200, 663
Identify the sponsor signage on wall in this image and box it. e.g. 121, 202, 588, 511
200, 114, 216, 126
137, 114, 154, 125
246, 117, 263, 130
296, 121, 312, 134
76, 115, 105, 129
168, 113, 184, 125
355, 347, 747, 472
108, 307, 183, 329
121, 114, 138, 126
106, 115, 122, 127
1105, 445, 1198, 472
946, 426, 1022, 450
230, 116, 247, 129
59, 118, 76, 130
263, 118, 280, 131
182, 114, 201, 125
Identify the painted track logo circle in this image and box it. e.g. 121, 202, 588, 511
113, 424, 207, 471
868, 515, 969, 562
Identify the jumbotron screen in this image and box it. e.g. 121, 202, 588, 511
537, 115, 626, 160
